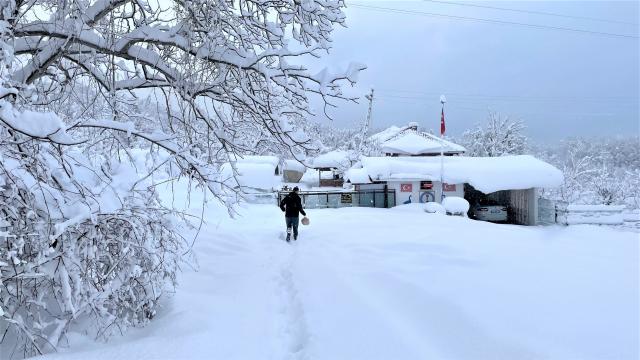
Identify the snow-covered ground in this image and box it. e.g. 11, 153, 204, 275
36, 202, 639, 360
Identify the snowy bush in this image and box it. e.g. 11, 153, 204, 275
0, 0, 361, 357
0, 131, 187, 357
442, 197, 470, 216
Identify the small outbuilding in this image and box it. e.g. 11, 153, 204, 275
310, 150, 352, 187
282, 160, 306, 183
345, 155, 563, 225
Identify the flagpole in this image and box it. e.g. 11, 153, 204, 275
439, 95, 446, 202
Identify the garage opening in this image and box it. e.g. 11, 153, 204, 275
464, 184, 537, 225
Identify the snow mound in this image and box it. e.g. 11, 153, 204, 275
424, 202, 446, 214
443, 197, 469, 215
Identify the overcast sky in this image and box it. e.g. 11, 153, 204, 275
306, 0, 639, 141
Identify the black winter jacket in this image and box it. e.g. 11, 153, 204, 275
280, 192, 306, 217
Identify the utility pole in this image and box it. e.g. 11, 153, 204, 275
358, 88, 374, 154
365, 88, 374, 133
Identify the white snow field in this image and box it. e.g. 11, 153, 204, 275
37, 203, 639, 360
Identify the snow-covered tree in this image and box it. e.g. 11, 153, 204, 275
460, 111, 527, 157
0, 0, 362, 357
535, 136, 640, 206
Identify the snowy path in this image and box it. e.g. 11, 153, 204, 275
37, 204, 639, 360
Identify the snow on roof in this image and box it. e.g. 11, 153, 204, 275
311, 150, 350, 169
346, 155, 563, 194
369, 125, 406, 143
381, 131, 466, 155
220, 156, 280, 191
233, 155, 279, 167
283, 159, 306, 172
344, 168, 371, 184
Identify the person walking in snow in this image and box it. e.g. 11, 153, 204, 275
279, 186, 307, 242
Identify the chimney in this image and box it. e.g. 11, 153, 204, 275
407, 122, 419, 131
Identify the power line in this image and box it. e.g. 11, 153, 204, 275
423, 0, 638, 26
376, 90, 638, 103
348, 3, 638, 39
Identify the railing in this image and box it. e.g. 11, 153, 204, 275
278, 190, 396, 209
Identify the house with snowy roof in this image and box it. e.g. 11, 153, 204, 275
347, 125, 563, 225
372, 122, 466, 157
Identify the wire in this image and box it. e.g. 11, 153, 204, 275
423, 0, 638, 26
348, 3, 639, 39
376, 89, 638, 102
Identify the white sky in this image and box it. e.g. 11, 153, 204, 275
306, 0, 639, 141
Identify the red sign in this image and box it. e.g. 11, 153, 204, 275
443, 183, 457, 192
420, 181, 433, 190
401, 183, 413, 192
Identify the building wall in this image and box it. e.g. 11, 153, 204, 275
387, 181, 463, 205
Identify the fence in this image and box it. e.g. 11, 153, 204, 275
537, 198, 558, 225
277, 190, 396, 209
538, 198, 625, 225
557, 204, 625, 225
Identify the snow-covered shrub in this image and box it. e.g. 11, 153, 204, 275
442, 197, 470, 216
0, 121, 187, 357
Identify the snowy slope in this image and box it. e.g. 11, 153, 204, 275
35, 203, 639, 360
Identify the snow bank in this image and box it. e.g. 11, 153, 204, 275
349, 155, 563, 193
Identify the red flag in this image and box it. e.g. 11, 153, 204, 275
440, 107, 446, 136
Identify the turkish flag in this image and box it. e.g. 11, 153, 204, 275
440, 108, 446, 136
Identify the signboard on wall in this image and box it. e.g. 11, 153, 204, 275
400, 183, 413, 192
340, 193, 352, 203
420, 191, 436, 203
443, 183, 457, 192
420, 181, 433, 190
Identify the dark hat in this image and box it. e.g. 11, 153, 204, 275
293, 186, 299, 192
